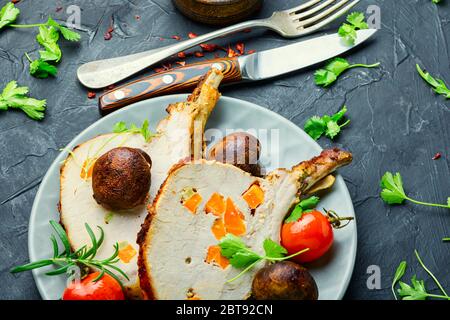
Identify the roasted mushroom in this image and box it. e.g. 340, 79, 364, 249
252, 261, 318, 300
92, 147, 151, 210
207, 132, 262, 176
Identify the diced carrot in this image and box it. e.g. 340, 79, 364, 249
224, 198, 246, 236
242, 184, 265, 209
80, 158, 96, 180
211, 218, 226, 240
205, 245, 229, 269
183, 193, 202, 214
118, 243, 137, 263
205, 192, 225, 216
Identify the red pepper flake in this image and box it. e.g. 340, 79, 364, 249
176, 61, 186, 67
11, 0, 20, 3
194, 51, 205, 58
104, 25, 114, 41
227, 46, 238, 58
153, 67, 166, 73
135, 15, 141, 20
188, 32, 198, 39
236, 42, 245, 55
107, 84, 115, 90
177, 51, 187, 58
159, 37, 164, 41
432, 153, 442, 160
172, 35, 182, 41
200, 43, 218, 52
55, 6, 63, 12
247, 49, 256, 54
87, 91, 96, 99
242, 28, 252, 33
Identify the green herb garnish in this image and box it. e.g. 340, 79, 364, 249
219, 234, 309, 283
304, 105, 350, 140
314, 57, 380, 87
284, 196, 320, 223
0, 80, 46, 120
443, 237, 450, 242
416, 64, 450, 99
338, 12, 369, 45
0, 3, 81, 78
393, 250, 449, 300
0, 2, 19, 30
11, 220, 129, 287
113, 119, 154, 142
380, 172, 449, 209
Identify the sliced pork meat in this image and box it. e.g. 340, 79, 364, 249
138, 148, 352, 300
59, 69, 224, 298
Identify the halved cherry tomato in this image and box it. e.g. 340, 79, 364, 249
62, 272, 124, 300
281, 210, 333, 263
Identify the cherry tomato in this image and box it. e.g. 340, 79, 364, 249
281, 210, 333, 263
62, 272, 125, 300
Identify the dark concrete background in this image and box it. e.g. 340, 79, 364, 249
0, 0, 449, 300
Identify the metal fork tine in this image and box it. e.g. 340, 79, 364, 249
292, 0, 336, 20
297, 0, 350, 27
299, 0, 360, 34
287, 0, 323, 14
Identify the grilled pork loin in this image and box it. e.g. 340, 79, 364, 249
138, 148, 352, 300
60, 69, 224, 298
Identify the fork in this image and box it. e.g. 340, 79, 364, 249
77, 0, 360, 89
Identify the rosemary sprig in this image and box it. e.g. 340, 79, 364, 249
11, 220, 129, 287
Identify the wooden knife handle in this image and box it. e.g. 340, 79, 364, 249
98, 57, 242, 114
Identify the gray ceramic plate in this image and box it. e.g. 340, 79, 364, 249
29, 95, 356, 300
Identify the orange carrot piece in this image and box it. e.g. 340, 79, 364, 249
205, 245, 229, 269
183, 193, 202, 214
242, 184, 264, 209
211, 218, 226, 240
118, 244, 137, 263
224, 198, 246, 236
205, 192, 225, 216
80, 158, 96, 180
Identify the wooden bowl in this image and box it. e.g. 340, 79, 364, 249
173, 0, 264, 26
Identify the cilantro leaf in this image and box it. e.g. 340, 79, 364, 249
228, 251, 261, 268
46, 16, 80, 41
304, 106, 350, 141
263, 239, 287, 259
0, 2, 20, 30
113, 119, 154, 142
380, 171, 450, 209
416, 64, 450, 99
29, 59, 58, 78
284, 196, 320, 223
398, 276, 428, 300
314, 57, 380, 87
392, 261, 407, 300
36, 25, 62, 62
380, 172, 407, 205
0, 81, 47, 120
338, 12, 369, 45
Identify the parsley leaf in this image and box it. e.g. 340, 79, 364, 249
392, 261, 407, 300
29, 59, 58, 78
285, 196, 320, 223
304, 106, 350, 140
338, 12, 369, 45
380, 172, 449, 209
36, 25, 61, 62
0, 81, 46, 120
380, 172, 406, 205
46, 17, 81, 41
218, 234, 309, 283
416, 64, 450, 99
263, 239, 287, 259
398, 276, 428, 300
0, 2, 19, 30
315, 57, 380, 87
113, 119, 154, 142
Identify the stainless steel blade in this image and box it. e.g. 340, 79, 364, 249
238, 29, 377, 81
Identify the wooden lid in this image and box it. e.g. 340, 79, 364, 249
173, 0, 264, 26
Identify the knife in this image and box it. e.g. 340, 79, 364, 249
99, 29, 377, 114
